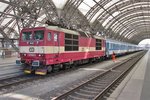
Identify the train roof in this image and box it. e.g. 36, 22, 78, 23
93, 35, 105, 40
106, 38, 138, 46
22, 25, 105, 40
46, 26, 79, 35
46, 26, 105, 40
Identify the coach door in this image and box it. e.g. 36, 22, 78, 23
53, 32, 59, 58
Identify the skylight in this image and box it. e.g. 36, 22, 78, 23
78, 0, 96, 15
0, 2, 8, 12
52, 0, 68, 9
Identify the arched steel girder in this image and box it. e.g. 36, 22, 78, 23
0, 0, 60, 51
1, 0, 59, 27
63, 0, 84, 18
62, 0, 90, 31
90, 1, 150, 43
0, 6, 13, 23
85, 0, 111, 21
91, 1, 145, 37
106, 11, 150, 33
105, 12, 150, 41
125, 21, 150, 31
125, 24, 150, 40
112, 21, 150, 41
109, 20, 150, 41
130, 33, 150, 44
110, 26, 136, 41
112, 18, 150, 35
97, 1, 150, 24
103, 6, 150, 29
125, 23, 150, 35
108, 12, 150, 31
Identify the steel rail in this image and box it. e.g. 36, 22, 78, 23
53, 51, 146, 100
0, 51, 145, 95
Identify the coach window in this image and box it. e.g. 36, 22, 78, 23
48, 32, 51, 41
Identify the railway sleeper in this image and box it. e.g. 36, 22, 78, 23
87, 83, 103, 88
73, 92, 95, 99
84, 86, 103, 91
94, 80, 110, 84
91, 81, 108, 86
79, 89, 98, 95
68, 95, 90, 100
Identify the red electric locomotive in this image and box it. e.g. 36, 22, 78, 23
18, 26, 106, 75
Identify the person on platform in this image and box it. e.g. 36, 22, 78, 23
112, 52, 116, 62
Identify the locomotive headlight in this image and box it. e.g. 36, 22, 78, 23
23, 53, 27, 56
38, 54, 44, 57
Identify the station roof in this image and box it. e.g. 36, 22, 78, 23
0, 0, 150, 46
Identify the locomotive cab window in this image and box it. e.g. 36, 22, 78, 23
34, 30, 44, 40
22, 31, 32, 41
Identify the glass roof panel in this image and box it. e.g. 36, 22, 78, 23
37, 14, 46, 21
1, 18, 12, 26
78, 2, 91, 15
90, 9, 104, 23
104, 0, 120, 9
52, 0, 68, 9
78, 0, 96, 15
112, 11, 120, 17
120, 2, 149, 11
102, 16, 113, 27
0, 2, 8, 12
83, 0, 96, 7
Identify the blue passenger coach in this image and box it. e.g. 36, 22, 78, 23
106, 39, 141, 57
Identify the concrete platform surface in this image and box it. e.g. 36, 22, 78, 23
0, 56, 17, 65
107, 51, 149, 100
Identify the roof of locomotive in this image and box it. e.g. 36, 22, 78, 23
46, 26, 105, 40
46, 26, 79, 35
21, 25, 105, 40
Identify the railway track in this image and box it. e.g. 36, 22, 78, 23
0, 64, 94, 91
0, 63, 24, 81
52, 51, 146, 100
0, 75, 38, 90
0, 51, 145, 94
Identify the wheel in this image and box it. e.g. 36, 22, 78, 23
47, 66, 52, 73
59, 64, 63, 70
52, 65, 60, 72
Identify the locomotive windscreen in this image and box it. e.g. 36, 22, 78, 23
22, 30, 44, 41
22, 31, 32, 41
34, 30, 44, 40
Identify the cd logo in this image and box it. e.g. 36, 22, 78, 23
29, 47, 34, 52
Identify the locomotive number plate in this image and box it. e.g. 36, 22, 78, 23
29, 47, 35, 52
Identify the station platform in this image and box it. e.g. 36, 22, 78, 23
107, 50, 150, 100
0, 56, 22, 80
0, 56, 17, 65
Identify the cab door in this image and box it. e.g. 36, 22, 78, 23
53, 32, 59, 58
